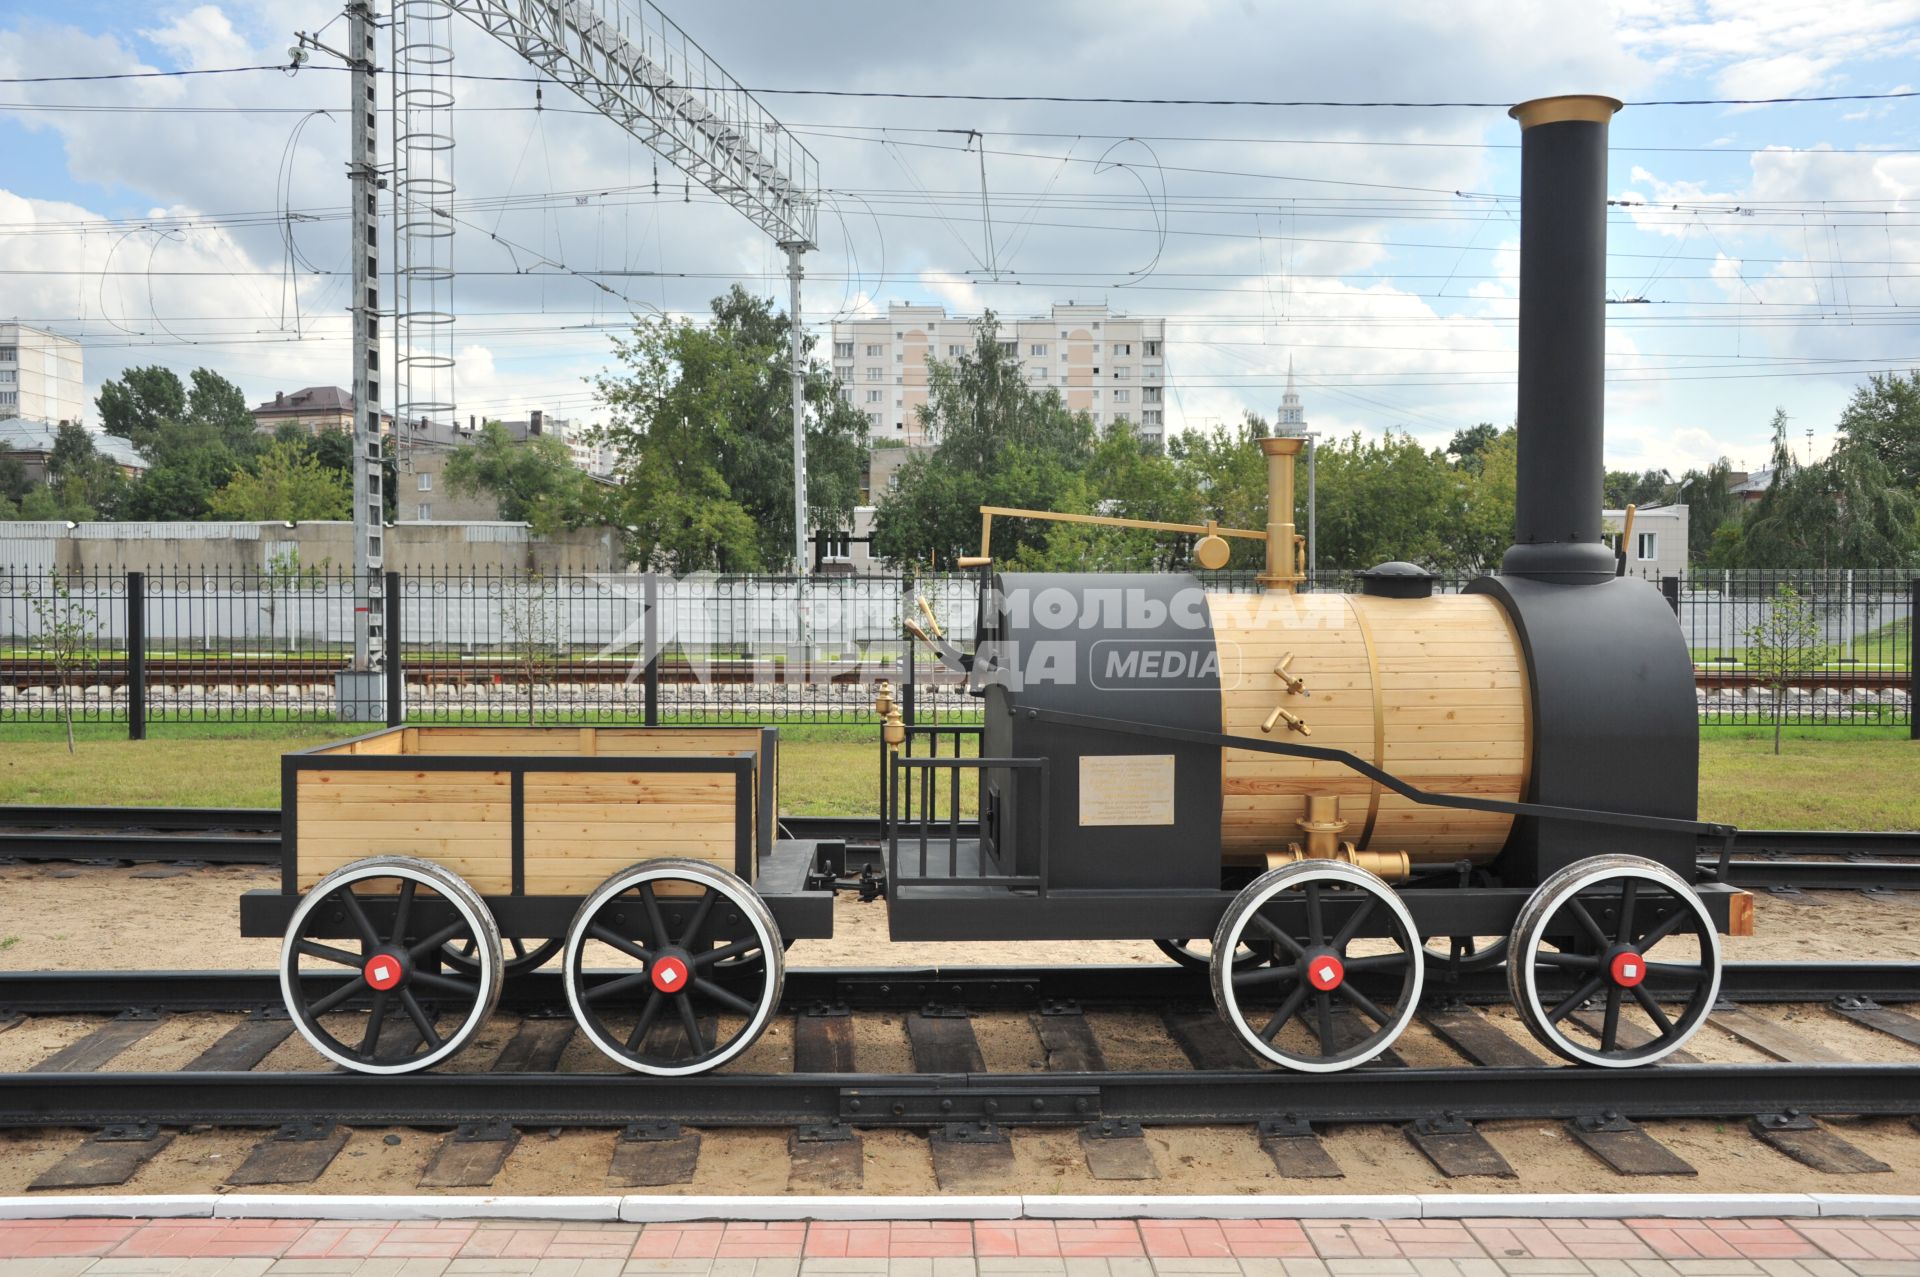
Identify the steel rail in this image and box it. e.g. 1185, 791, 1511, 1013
1, 1063, 1914, 1130
0, 962, 1913, 1016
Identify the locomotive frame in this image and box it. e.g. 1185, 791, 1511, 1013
242, 92, 1760, 1080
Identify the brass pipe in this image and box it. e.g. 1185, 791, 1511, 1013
1258, 437, 1305, 592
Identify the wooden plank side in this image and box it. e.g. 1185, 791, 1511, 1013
295, 768, 513, 891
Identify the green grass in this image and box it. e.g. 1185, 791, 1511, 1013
0, 720, 1912, 831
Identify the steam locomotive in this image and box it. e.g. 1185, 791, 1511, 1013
254, 94, 1748, 1079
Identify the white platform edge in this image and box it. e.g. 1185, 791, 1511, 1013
0, 1193, 1914, 1222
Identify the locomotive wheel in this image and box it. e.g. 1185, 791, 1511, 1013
1153, 938, 1259, 970
444, 935, 562, 975
563, 858, 784, 1076
1210, 861, 1424, 1072
1508, 855, 1721, 1068
279, 856, 502, 1075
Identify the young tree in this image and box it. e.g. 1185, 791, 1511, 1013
25, 570, 100, 754
209, 440, 352, 521
500, 572, 558, 725
1742, 582, 1829, 755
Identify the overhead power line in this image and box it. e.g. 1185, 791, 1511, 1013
0, 64, 1915, 109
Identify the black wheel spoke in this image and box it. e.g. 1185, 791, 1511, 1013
1630, 984, 1675, 1035
410, 969, 478, 998
359, 990, 389, 1055
1601, 986, 1624, 1050
1304, 883, 1326, 947
409, 922, 468, 960
1643, 960, 1710, 983
1330, 896, 1376, 951
1337, 983, 1391, 1027
1616, 879, 1639, 944
1532, 950, 1601, 971
586, 924, 655, 965
1231, 963, 1300, 988
295, 940, 365, 968
1545, 972, 1609, 1023
1341, 953, 1408, 973
626, 991, 665, 1050
1249, 913, 1307, 959
639, 883, 670, 950
676, 888, 719, 949
399, 990, 442, 1049
391, 880, 417, 944
1634, 908, 1691, 951
1313, 990, 1334, 1052
584, 970, 656, 1004
1260, 983, 1310, 1042
1565, 899, 1612, 951
675, 992, 707, 1055
692, 937, 763, 970
334, 886, 383, 949
508, 937, 527, 960
305, 975, 367, 1017
692, 977, 756, 1016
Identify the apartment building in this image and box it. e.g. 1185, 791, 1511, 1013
0, 324, 85, 426
830, 303, 1168, 445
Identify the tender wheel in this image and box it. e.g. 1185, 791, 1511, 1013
564, 858, 783, 1076
445, 935, 562, 975
1508, 854, 1722, 1068
1210, 861, 1424, 1072
1153, 937, 1258, 970
280, 856, 502, 1074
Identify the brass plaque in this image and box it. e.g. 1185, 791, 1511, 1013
1078, 755, 1176, 826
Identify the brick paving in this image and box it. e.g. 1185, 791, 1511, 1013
0, 1215, 1915, 1274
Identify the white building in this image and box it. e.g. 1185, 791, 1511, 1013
1604, 504, 1690, 582
0, 323, 85, 426
830, 302, 1168, 445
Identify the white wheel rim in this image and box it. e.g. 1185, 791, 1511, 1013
564, 860, 782, 1077
1213, 862, 1424, 1073
1513, 860, 1721, 1068
280, 858, 501, 1075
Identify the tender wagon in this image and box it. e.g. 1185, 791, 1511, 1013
242, 725, 833, 1075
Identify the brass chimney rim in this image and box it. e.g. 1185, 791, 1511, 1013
1509, 94, 1624, 129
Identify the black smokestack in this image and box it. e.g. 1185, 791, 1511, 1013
1502, 95, 1622, 582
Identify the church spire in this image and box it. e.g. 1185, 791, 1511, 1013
1278, 357, 1306, 430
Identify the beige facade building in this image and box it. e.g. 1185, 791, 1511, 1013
0, 323, 85, 426
830, 303, 1168, 445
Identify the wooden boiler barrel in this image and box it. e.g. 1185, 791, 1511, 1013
1210, 590, 1530, 866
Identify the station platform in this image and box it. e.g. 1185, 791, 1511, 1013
1, 1213, 1918, 1275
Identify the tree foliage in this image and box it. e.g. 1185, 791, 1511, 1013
1743, 583, 1828, 756
1837, 370, 1920, 490
1734, 408, 1920, 569
208, 441, 352, 521
443, 422, 602, 534
594, 286, 867, 571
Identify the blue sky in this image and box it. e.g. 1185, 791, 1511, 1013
1, 0, 1918, 477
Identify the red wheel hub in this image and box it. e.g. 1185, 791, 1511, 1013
1609, 950, 1647, 988
1306, 953, 1345, 992
363, 953, 404, 991
650, 954, 690, 994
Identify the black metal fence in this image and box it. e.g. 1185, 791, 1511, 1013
1, 567, 1913, 734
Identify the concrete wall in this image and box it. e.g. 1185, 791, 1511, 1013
0, 521, 620, 574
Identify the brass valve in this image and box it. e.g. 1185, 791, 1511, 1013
1261, 705, 1311, 736
871, 680, 906, 748
1274, 652, 1307, 697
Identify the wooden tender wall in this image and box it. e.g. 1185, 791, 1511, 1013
292, 726, 761, 893
1211, 590, 1528, 865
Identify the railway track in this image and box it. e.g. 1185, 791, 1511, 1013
0, 962, 1916, 1191
5, 807, 1918, 891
